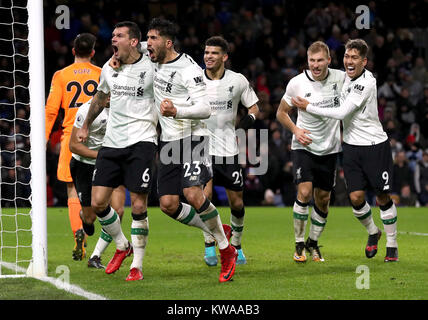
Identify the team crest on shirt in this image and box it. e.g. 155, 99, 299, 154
296, 167, 302, 180
139, 72, 146, 84
228, 86, 234, 98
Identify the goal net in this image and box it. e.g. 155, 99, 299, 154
0, 0, 47, 278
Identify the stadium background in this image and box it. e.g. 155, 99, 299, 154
1, 0, 428, 208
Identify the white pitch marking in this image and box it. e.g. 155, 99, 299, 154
0, 262, 108, 300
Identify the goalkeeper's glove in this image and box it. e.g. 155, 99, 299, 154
238, 113, 256, 130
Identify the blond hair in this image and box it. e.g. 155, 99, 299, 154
307, 41, 330, 58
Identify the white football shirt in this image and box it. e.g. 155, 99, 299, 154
97, 54, 158, 148
203, 69, 259, 156
152, 53, 208, 141
72, 100, 108, 165
306, 69, 388, 146
282, 68, 345, 156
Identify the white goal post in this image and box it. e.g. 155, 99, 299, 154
0, 0, 47, 278
27, 0, 47, 278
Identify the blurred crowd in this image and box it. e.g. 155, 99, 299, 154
2, 0, 428, 207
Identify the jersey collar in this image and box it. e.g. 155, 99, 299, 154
204, 69, 226, 80
350, 69, 366, 81
304, 69, 330, 82
166, 53, 182, 64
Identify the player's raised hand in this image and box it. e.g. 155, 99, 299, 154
76, 127, 89, 143
291, 96, 309, 110
109, 56, 121, 70
294, 126, 312, 146
160, 99, 177, 117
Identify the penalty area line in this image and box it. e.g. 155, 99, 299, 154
0, 262, 107, 300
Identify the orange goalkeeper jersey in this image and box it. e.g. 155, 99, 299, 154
45, 61, 101, 140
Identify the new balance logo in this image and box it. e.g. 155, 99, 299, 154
304, 93, 311, 97
354, 84, 365, 91
193, 76, 203, 84
137, 87, 144, 97
112, 73, 119, 77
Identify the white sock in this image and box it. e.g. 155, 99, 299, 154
97, 206, 128, 250
293, 200, 309, 243
91, 229, 112, 258
380, 201, 398, 248
198, 200, 229, 250
176, 202, 211, 234
230, 208, 245, 247
353, 202, 378, 235
309, 205, 327, 241
130, 214, 149, 271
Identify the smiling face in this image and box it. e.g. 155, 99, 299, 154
146, 29, 169, 63
111, 26, 138, 63
343, 48, 367, 79
307, 50, 331, 81
204, 45, 228, 73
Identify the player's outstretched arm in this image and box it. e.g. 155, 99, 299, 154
69, 125, 98, 159
173, 97, 211, 120
276, 98, 312, 146
292, 95, 358, 121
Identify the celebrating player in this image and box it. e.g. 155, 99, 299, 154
147, 18, 238, 283
276, 41, 345, 262
45, 33, 100, 260
292, 39, 398, 262
69, 97, 126, 269
77, 21, 157, 281
202, 36, 259, 266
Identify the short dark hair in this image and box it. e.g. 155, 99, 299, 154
205, 36, 229, 54
345, 39, 369, 58
148, 18, 178, 42
73, 33, 96, 57
114, 21, 142, 42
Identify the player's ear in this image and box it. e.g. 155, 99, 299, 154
166, 39, 173, 49
90, 49, 95, 58
222, 53, 228, 63
72, 48, 76, 56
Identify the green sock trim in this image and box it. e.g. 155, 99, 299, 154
382, 216, 397, 225
293, 212, 308, 221
311, 217, 326, 227
356, 209, 372, 221
99, 211, 118, 226
131, 228, 149, 236
200, 209, 218, 222
100, 230, 113, 242
181, 207, 196, 225
231, 224, 243, 232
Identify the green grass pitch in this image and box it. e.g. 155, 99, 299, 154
0, 206, 427, 300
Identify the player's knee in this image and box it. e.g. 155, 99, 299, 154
230, 198, 244, 211
298, 188, 312, 202
376, 193, 391, 206
160, 198, 179, 216
131, 201, 146, 215
183, 188, 205, 209
349, 192, 364, 207
315, 193, 330, 210
91, 198, 107, 214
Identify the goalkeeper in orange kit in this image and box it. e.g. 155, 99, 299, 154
45, 33, 101, 260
